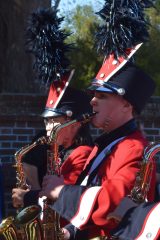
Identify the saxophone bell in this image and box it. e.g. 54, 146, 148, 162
14, 205, 42, 226
0, 206, 43, 240
0, 216, 15, 232
0, 217, 18, 240
15, 205, 43, 240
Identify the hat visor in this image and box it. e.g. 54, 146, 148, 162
87, 84, 114, 93
96, 86, 114, 93
41, 109, 64, 118
87, 85, 99, 91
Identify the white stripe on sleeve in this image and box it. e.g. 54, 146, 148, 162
136, 203, 160, 240
71, 186, 102, 229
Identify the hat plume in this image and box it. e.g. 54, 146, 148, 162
26, 7, 73, 86
96, 0, 155, 60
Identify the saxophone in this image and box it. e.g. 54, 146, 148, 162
40, 123, 64, 240
41, 112, 95, 240
0, 112, 94, 240
0, 136, 47, 240
14, 136, 47, 189
130, 142, 160, 203
0, 205, 43, 240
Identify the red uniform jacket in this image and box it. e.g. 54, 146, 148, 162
52, 120, 156, 239
23, 145, 92, 207
61, 145, 93, 184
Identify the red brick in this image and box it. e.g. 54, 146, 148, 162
13, 129, 34, 134
0, 135, 16, 141
145, 129, 159, 135
0, 149, 16, 155
0, 129, 12, 134
18, 136, 28, 141
12, 142, 29, 148
1, 142, 11, 148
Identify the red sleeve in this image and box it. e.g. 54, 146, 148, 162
61, 146, 93, 185
88, 137, 156, 227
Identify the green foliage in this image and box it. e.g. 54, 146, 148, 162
62, 1, 160, 95
62, 4, 102, 89
136, 0, 160, 96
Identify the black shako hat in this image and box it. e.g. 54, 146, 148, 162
90, 62, 156, 114
88, 0, 156, 114
41, 86, 92, 119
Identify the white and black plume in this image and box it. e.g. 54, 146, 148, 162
95, 0, 155, 60
26, 7, 73, 86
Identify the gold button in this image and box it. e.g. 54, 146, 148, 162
50, 100, 54, 105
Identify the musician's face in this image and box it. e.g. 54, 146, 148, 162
44, 116, 67, 137
90, 91, 133, 132
57, 123, 81, 148
44, 115, 80, 148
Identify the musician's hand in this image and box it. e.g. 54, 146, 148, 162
39, 175, 64, 201
12, 188, 30, 208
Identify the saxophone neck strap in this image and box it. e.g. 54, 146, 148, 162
81, 136, 125, 186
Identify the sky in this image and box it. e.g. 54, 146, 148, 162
51, 0, 104, 13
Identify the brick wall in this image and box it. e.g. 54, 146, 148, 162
140, 97, 160, 142
0, 93, 160, 217
0, 93, 46, 216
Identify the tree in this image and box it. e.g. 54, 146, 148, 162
136, 0, 160, 95
62, 2, 160, 95
63, 4, 103, 89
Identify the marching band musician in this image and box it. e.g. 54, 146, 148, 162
12, 84, 93, 209
12, 7, 94, 210
40, 63, 156, 240
39, 1, 157, 239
